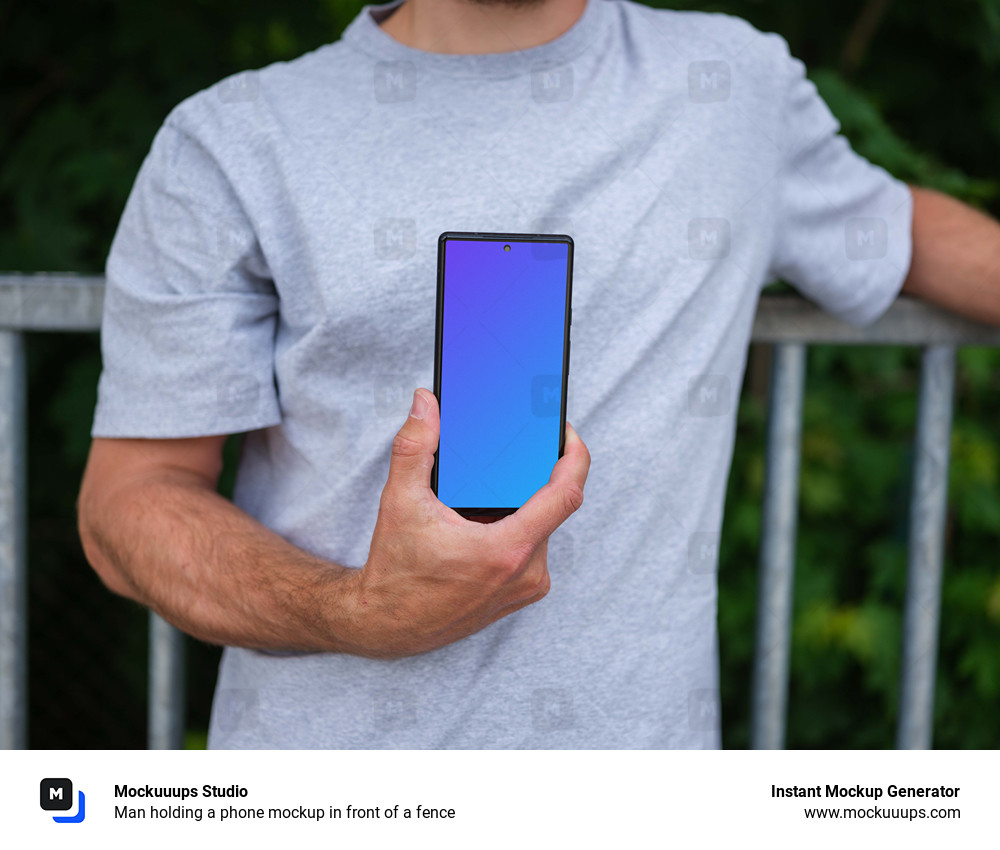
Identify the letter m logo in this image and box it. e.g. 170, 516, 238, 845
845, 217, 888, 259
688, 61, 730, 102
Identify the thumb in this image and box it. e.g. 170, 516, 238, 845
386, 388, 440, 495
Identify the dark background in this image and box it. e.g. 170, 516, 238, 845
2, 0, 998, 748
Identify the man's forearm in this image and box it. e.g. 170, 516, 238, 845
903, 186, 1000, 325
79, 470, 365, 653
80, 393, 590, 662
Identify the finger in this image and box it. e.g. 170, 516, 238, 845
385, 388, 440, 495
503, 422, 591, 546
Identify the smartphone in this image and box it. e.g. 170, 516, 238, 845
432, 231, 574, 516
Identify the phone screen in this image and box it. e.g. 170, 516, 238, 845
434, 234, 573, 513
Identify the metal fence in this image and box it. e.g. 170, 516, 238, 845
3, 273, 1000, 750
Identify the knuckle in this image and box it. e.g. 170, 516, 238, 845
391, 431, 424, 460
562, 482, 585, 515
527, 567, 550, 600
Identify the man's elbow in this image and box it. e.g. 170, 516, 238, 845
76, 476, 136, 601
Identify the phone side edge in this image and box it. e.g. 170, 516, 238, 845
431, 234, 449, 497
558, 238, 574, 460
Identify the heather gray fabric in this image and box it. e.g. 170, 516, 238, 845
93, 0, 912, 748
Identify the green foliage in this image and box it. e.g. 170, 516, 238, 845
3, 0, 999, 748
811, 70, 997, 203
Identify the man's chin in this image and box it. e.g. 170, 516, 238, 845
464, 0, 550, 9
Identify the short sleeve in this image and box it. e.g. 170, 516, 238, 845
92, 115, 281, 437
767, 41, 913, 327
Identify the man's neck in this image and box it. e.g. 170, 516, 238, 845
378, 0, 588, 55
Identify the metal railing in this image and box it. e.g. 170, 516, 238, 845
3, 273, 1000, 750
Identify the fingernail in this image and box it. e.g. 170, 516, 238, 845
409, 389, 428, 420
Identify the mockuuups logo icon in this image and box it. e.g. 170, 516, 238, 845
531, 63, 574, 103
688, 61, 731, 102
374, 61, 416, 103
531, 374, 561, 417
40, 778, 86, 823
845, 217, 888, 259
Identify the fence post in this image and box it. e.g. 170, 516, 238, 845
897, 345, 956, 749
148, 613, 185, 749
751, 343, 806, 749
0, 330, 27, 749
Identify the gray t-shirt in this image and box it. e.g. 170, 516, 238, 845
93, 0, 912, 748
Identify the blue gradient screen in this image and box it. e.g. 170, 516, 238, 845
437, 237, 571, 510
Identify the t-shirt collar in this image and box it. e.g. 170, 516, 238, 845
342, 0, 607, 78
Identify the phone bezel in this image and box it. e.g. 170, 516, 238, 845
432, 231, 574, 517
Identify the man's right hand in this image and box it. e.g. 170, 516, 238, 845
79, 387, 588, 658
348, 387, 590, 659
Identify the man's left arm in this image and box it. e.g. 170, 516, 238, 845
902, 186, 1000, 325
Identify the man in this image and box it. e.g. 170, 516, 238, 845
78, 0, 1000, 748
